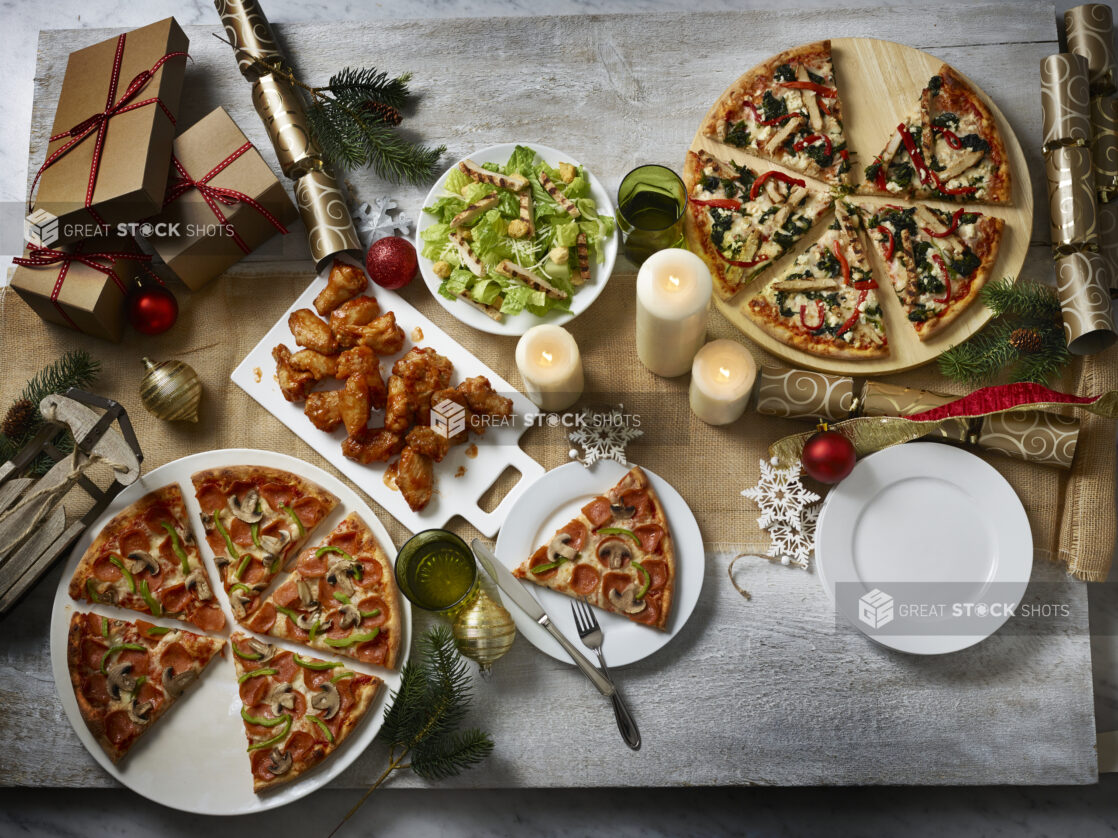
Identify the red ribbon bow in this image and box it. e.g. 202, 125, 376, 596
12, 243, 151, 330
27, 32, 188, 223
162, 141, 289, 253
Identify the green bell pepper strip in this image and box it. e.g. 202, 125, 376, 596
245, 716, 293, 751
100, 643, 145, 674
294, 654, 342, 671
530, 558, 566, 574
250, 522, 263, 551
330, 671, 356, 683
237, 667, 278, 684
213, 513, 240, 562
232, 643, 262, 662
274, 604, 301, 623
240, 708, 290, 727
139, 579, 162, 617
361, 608, 382, 619
315, 546, 361, 579
308, 620, 323, 644
85, 579, 102, 602
325, 628, 379, 648
268, 552, 283, 575
283, 504, 305, 536
332, 592, 351, 605
234, 553, 252, 580
160, 522, 191, 575
632, 560, 651, 599
100, 617, 109, 638
145, 625, 171, 637
596, 527, 639, 543
130, 675, 147, 700
230, 583, 254, 595
308, 715, 335, 743
108, 555, 136, 593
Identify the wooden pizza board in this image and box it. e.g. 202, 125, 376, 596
688, 37, 1033, 376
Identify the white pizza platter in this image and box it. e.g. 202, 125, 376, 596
493, 461, 704, 667
49, 449, 411, 815
416, 142, 619, 336
814, 442, 1032, 655
231, 253, 545, 537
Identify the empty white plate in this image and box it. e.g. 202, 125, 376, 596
815, 442, 1032, 654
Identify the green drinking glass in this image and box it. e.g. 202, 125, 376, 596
395, 529, 479, 615
616, 164, 687, 265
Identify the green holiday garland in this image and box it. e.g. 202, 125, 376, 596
938, 277, 1071, 387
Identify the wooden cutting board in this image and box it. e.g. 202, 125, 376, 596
689, 37, 1033, 376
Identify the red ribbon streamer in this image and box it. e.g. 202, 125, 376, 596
12, 243, 151, 329
904, 383, 1101, 423
162, 141, 289, 253
27, 32, 188, 222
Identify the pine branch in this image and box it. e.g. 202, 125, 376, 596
321, 67, 412, 109
981, 276, 1061, 319
411, 728, 495, 781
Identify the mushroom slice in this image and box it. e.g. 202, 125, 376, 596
295, 610, 332, 633
448, 231, 487, 278
609, 502, 636, 519
126, 550, 160, 576
184, 568, 213, 601
199, 512, 215, 533
450, 191, 499, 228
337, 602, 362, 630
266, 746, 293, 776
230, 587, 253, 619
311, 681, 341, 720
267, 682, 296, 715
128, 699, 154, 725
326, 559, 362, 596
608, 584, 647, 615
105, 661, 136, 701
162, 665, 198, 698
296, 578, 319, 610
246, 638, 276, 662
228, 488, 263, 524
596, 539, 632, 570
495, 260, 568, 300
458, 158, 529, 192
548, 532, 578, 563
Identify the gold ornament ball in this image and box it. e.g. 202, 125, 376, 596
452, 589, 516, 675
139, 357, 202, 423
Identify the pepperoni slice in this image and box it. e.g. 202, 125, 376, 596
330, 531, 361, 556
137, 680, 163, 710
195, 483, 226, 514
259, 482, 295, 512
290, 496, 324, 527
228, 518, 254, 547
228, 480, 256, 501
271, 652, 297, 683
299, 552, 328, 577
581, 496, 613, 528
143, 504, 176, 534
354, 632, 390, 666
570, 564, 601, 595
304, 668, 333, 691
558, 521, 589, 552
104, 710, 138, 745
118, 647, 151, 677
631, 591, 662, 627
92, 555, 122, 582
157, 536, 178, 564
633, 524, 664, 554
289, 690, 308, 718
251, 748, 279, 782
240, 670, 272, 706
241, 561, 270, 586
81, 637, 108, 670
118, 529, 152, 558
284, 731, 316, 762
356, 596, 387, 628
159, 642, 194, 676
640, 559, 669, 592
83, 673, 111, 705
83, 613, 106, 635
601, 572, 631, 602
526, 546, 558, 581
272, 582, 301, 610
622, 489, 652, 520
244, 602, 277, 634
358, 559, 383, 587
189, 603, 226, 632
161, 585, 191, 615
245, 719, 283, 740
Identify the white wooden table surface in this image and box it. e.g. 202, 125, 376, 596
0, 2, 1101, 790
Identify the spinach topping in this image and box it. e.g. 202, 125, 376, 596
702, 175, 720, 193
959, 133, 990, 153
734, 164, 757, 194
773, 63, 796, 82
807, 68, 826, 86
928, 74, 943, 96
908, 307, 930, 322
889, 162, 914, 188
803, 140, 834, 168
850, 266, 873, 285
720, 177, 741, 198
917, 274, 946, 295
950, 250, 981, 277
871, 207, 916, 236
817, 249, 841, 277
865, 161, 882, 182
756, 206, 779, 223
710, 209, 733, 248
725, 120, 751, 148
932, 112, 960, 131
773, 213, 814, 249
958, 212, 979, 225
911, 240, 933, 268
761, 90, 788, 121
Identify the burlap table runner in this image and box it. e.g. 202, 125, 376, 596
1, 263, 1114, 580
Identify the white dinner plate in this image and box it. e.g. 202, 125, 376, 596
814, 442, 1032, 655
49, 449, 411, 815
493, 461, 703, 667
415, 143, 619, 336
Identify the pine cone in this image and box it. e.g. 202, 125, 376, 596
1, 398, 36, 439
360, 100, 402, 127
1009, 327, 1043, 354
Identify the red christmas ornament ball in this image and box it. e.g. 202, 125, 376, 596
801, 428, 857, 484
127, 281, 179, 335
365, 236, 418, 290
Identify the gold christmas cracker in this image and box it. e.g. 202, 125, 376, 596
252, 74, 319, 177
754, 367, 856, 422
1045, 144, 1099, 252
214, 0, 286, 80
1040, 53, 1093, 150
861, 382, 970, 443
1090, 96, 1118, 201
294, 168, 362, 266
1055, 251, 1118, 354
1065, 3, 1117, 97
1097, 199, 1118, 293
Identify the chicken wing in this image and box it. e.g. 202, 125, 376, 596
288, 308, 338, 355
393, 347, 454, 423
336, 346, 387, 409
458, 376, 513, 418
304, 390, 342, 432
428, 388, 471, 445
384, 374, 412, 432
314, 259, 368, 316
405, 425, 451, 463
397, 445, 434, 511
330, 296, 381, 346
273, 344, 314, 402
338, 372, 370, 437
341, 427, 405, 464
338, 311, 406, 355
289, 348, 337, 381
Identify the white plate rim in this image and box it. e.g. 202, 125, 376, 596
492, 460, 704, 667
814, 442, 1032, 655
415, 142, 619, 336
49, 448, 411, 815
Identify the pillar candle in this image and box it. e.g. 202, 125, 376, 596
635, 247, 712, 377
515, 324, 584, 411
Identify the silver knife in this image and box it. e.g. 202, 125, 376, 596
471, 539, 614, 697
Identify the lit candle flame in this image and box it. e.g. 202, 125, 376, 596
717, 365, 731, 381
540, 350, 554, 366
667, 274, 681, 290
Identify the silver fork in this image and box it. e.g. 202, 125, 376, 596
571, 596, 641, 751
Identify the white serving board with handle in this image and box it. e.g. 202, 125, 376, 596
231, 255, 544, 536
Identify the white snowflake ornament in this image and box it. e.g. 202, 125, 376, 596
740, 458, 820, 532
353, 196, 414, 248
567, 404, 643, 467
764, 500, 821, 570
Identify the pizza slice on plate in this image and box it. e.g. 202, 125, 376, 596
242, 512, 402, 670
861, 65, 1011, 204
745, 200, 888, 358
859, 202, 1004, 339
513, 466, 675, 631
66, 612, 223, 763
69, 485, 225, 632
191, 467, 338, 625
683, 149, 833, 300
701, 39, 852, 186
231, 633, 383, 792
